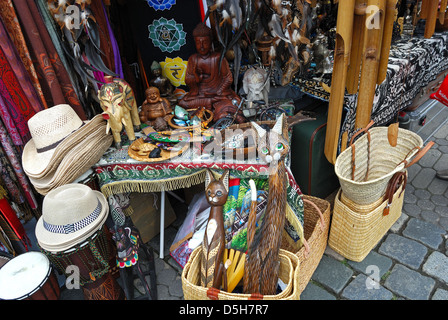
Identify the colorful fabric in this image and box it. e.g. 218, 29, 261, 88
0, 118, 37, 209
0, 0, 47, 109
0, 94, 24, 147
12, 0, 86, 120
0, 19, 44, 114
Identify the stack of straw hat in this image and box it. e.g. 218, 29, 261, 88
35, 183, 109, 252
22, 104, 113, 195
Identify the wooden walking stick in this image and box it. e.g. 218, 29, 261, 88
324, 0, 356, 164
354, 0, 386, 130
377, 0, 398, 85
347, 0, 367, 94
425, 0, 439, 38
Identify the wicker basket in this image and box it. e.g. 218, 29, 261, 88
334, 126, 431, 205
328, 185, 405, 262
281, 195, 330, 293
181, 247, 300, 300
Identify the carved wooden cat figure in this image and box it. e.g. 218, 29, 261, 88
201, 169, 229, 289
244, 114, 289, 295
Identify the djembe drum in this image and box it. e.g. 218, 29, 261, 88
41, 225, 124, 300
0, 251, 60, 300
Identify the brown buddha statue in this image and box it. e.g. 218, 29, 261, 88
178, 23, 245, 123
149, 61, 177, 106
139, 87, 172, 127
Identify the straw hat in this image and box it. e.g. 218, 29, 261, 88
35, 183, 109, 252
22, 104, 106, 178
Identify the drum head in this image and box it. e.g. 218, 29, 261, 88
0, 251, 51, 300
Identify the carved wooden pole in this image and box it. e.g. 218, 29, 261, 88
324, 0, 356, 164
354, 0, 386, 130
425, 0, 439, 38
347, 0, 367, 94
377, 0, 398, 84
439, 0, 448, 24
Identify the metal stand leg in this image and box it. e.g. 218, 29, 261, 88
160, 190, 165, 259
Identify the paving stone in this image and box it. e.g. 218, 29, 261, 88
403, 203, 421, 218
169, 274, 184, 297
300, 282, 337, 300
422, 252, 448, 285
404, 192, 417, 204
379, 234, 428, 269
439, 145, 448, 154
421, 210, 440, 225
311, 255, 353, 294
403, 218, 445, 249
417, 148, 441, 167
417, 199, 435, 211
431, 194, 448, 206
384, 264, 435, 300
427, 178, 448, 195
347, 251, 393, 278
435, 205, 448, 217
432, 288, 448, 300
436, 138, 448, 146
414, 189, 431, 200
390, 212, 409, 233
412, 168, 436, 189
341, 274, 393, 300
156, 266, 178, 286
324, 246, 345, 262
406, 164, 421, 184
434, 154, 448, 171
433, 124, 448, 139
439, 217, 448, 230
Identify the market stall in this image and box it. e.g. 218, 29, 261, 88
0, 0, 444, 301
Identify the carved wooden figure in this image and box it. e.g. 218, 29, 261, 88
98, 76, 140, 149
201, 169, 229, 289
244, 114, 289, 295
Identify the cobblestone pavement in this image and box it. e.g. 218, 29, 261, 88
148, 109, 448, 301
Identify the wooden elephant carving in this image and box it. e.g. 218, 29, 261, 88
98, 76, 141, 149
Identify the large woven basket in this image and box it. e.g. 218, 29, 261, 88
181, 247, 300, 300
328, 185, 405, 262
334, 126, 430, 205
281, 195, 330, 293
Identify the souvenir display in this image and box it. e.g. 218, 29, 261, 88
0, 0, 446, 302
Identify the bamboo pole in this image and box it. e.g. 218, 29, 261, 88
439, 0, 448, 24
324, 0, 356, 164
377, 0, 398, 84
420, 0, 429, 20
425, 0, 439, 38
354, 0, 386, 130
346, 0, 367, 94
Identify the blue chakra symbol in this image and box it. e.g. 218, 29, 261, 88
146, 0, 176, 10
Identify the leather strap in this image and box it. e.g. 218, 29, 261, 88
401, 141, 435, 168
249, 293, 264, 300
206, 287, 220, 300
383, 171, 407, 216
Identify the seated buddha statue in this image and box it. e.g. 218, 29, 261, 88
149, 61, 177, 106
178, 23, 245, 123
139, 87, 172, 128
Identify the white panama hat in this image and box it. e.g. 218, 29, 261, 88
35, 183, 109, 252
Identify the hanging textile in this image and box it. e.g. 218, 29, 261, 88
11, 0, 86, 120
0, 94, 24, 148
0, 47, 32, 142
0, 0, 48, 110
101, 1, 124, 79
0, 197, 30, 254
0, 118, 38, 211
35, 0, 86, 109
0, 19, 44, 115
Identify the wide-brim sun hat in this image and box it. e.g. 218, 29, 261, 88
35, 183, 109, 252
28, 124, 113, 195
22, 104, 105, 178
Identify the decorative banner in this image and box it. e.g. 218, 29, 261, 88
146, 0, 176, 11
160, 57, 187, 87
148, 17, 186, 53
